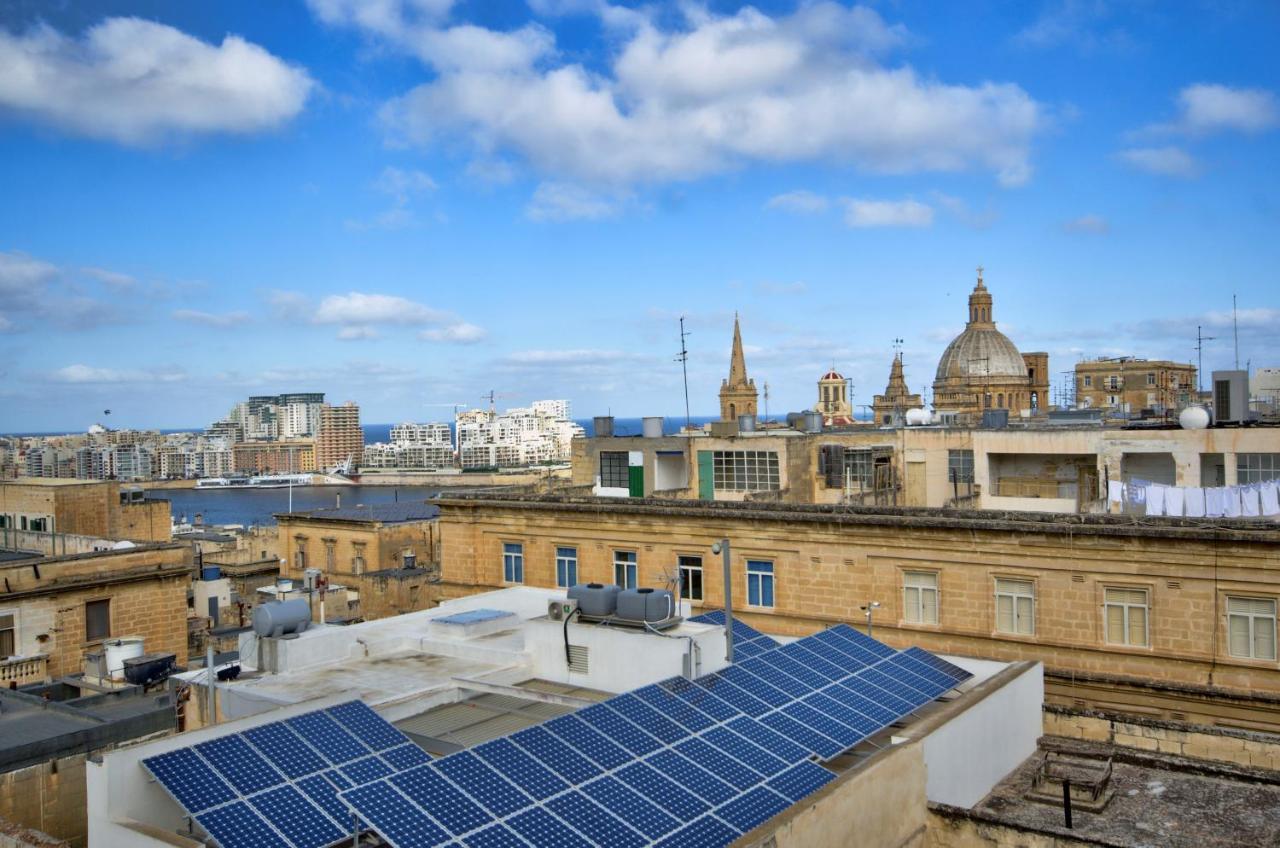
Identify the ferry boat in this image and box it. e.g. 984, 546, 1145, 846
194, 474, 313, 489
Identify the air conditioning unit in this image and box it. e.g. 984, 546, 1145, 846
548, 598, 579, 621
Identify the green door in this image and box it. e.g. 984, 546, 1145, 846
697, 451, 714, 500
628, 465, 644, 498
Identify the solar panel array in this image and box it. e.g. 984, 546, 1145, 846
142, 623, 971, 848
687, 610, 779, 659
340, 624, 970, 848
142, 701, 432, 848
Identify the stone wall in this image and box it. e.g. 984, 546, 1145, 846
925, 806, 1120, 848
0, 757, 86, 847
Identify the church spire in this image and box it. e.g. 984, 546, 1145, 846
728, 312, 748, 385
719, 313, 758, 422
967, 266, 994, 327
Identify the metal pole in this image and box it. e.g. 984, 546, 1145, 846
720, 539, 734, 663
205, 643, 216, 726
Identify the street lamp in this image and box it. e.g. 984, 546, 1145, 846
711, 539, 734, 663
860, 601, 882, 637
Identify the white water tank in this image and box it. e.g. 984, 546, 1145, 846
642, 417, 664, 438
103, 637, 145, 680
905, 408, 930, 426
1179, 406, 1211, 430
252, 598, 312, 638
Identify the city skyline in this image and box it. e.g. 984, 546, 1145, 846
2, 1, 1279, 431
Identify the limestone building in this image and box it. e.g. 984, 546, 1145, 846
1075, 356, 1196, 413
718, 315, 758, 422
871, 353, 923, 425
932, 269, 1049, 422
0, 478, 170, 542
316, 401, 363, 472
816, 368, 853, 425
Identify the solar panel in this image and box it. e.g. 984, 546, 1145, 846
759, 711, 844, 760
389, 765, 491, 836
463, 822, 527, 848
541, 714, 633, 770
724, 716, 810, 762
472, 738, 568, 800
581, 775, 682, 840
779, 702, 861, 751
247, 785, 346, 848
856, 666, 933, 708
434, 750, 531, 818
326, 700, 411, 751
606, 693, 689, 744
809, 628, 885, 667
652, 814, 738, 848
766, 761, 836, 804
719, 666, 791, 708
143, 748, 238, 813
693, 674, 771, 717
700, 726, 788, 777
342, 781, 450, 848
632, 683, 715, 732
614, 760, 712, 821
196, 801, 288, 848
736, 656, 810, 698
803, 692, 884, 739
823, 683, 901, 726
730, 638, 771, 659
296, 773, 353, 830
754, 650, 830, 690
828, 623, 896, 659
576, 703, 663, 755
903, 646, 972, 683
546, 791, 647, 848
383, 742, 432, 771
777, 642, 847, 681
242, 723, 327, 780
644, 749, 738, 805
195, 735, 286, 796
715, 784, 791, 834
880, 655, 951, 698
341, 754, 393, 785
674, 737, 765, 791
511, 725, 602, 784
285, 711, 369, 764
506, 807, 592, 848
799, 634, 874, 670
659, 676, 739, 723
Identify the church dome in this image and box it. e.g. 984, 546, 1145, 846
935, 327, 1027, 381
821, 370, 843, 381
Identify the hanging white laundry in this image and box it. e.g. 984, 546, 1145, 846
1185, 487, 1206, 517
1262, 482, 1280, 517
1205, 487, 1226, 517
1164, 487, 1184, 517
1108, 480, 1125, 503
1223, 487, 1242, 518
1146, 486, 1166, 517
1241, 486, 1261, 517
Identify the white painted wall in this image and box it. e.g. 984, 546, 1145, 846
918, 661, 1043, 808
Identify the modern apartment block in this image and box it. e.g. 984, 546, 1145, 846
315, 401, 363, 472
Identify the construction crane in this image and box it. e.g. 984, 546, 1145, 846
481, 390, 512, 415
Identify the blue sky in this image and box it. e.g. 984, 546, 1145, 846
1, 0, 1277, 432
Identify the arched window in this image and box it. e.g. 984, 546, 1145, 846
729, 403, 736, 419
997, 393, 1004, 408
983, 393, 991, 408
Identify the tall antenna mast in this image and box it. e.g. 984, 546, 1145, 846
676, 317, 692, 432
763, 381, 770, 425
1233, 294, 1240, 370
1195, 326, 1216, 394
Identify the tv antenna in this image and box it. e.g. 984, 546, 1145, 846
675, 317, 692, 431
1233, 294, 1240, 370
1194, 326, 1216, 393
763, 381, 770, 425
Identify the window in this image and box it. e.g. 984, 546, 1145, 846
352, 543, 366, 575
679, 555, 703, 601
712, 451, 780, 491
409, 585, 420, 606
747, 560, 775, 608
324, 540, 336, 570
1083, 375, 1092, 388
1108, 376, 1119, 390
0, 612, 14, 657
614, 551, 637, 589
1237, 454, 1280, 484
29, 518, 47, 532
1146, 373, 1156, 386
503, 542, 524, 583
995, 578, 1034, 635
1228, 597, 1276, 660
1104, 588, 1149, 647
903, 572, 939, 624
948, 450, 974, 483
85, 599, 111, 641
600, 451, 630, 488
294, 549, 307, 570
845, 449, 874, 487
556, 547, 578, 588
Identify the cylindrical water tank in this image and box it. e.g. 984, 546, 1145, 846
905, 408, 930, 426
104, 637, 145, 680
738, 415, 757, 432
593, 416, 615, 438
803, 411, 824, 433
252, 598, 312, 638
786, 412, 805, 430
642, 416, 664, 438
1179, 406, 1211, 430
568, 583, 621, 617
616, 588, 675, 622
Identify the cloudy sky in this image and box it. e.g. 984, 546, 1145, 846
1, 0, 1277, 432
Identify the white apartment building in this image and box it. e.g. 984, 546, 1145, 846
390, 422, 453, 447
455, 400, 582, 469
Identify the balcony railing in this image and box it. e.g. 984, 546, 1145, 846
0, 654, 49, 686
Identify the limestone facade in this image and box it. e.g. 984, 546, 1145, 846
871, 353, 923, 425
0, 479, 170, 543
1075, 357, 1197, 412
436, 494, 1280, 728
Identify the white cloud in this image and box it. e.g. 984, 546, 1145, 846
1117, 145, 1198, 178
465, 158, 518, 185
337, 325, 380, 341
842, 198, 934, 228
419, 322, 486, 343
1063, 214, 1109, 234
373, 166, 437, 203
0, 17, 313, 145
314, 292, 448, 325
362, 4, 1041, 190
172, 309, 251, 327
81, 266, 136, 290
526, 182, 623, 221
1147, 84, 1280, 136
931, 192, 998, 229
0, 249, 128, 330
52, 364, 187, 384
765, 190, 828, 214
1012, 1, 1133, 53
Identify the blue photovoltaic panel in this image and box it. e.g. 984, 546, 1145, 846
719, 666, 791, 707
473, 738, 568, 800
285, 711, 369, 764
383, 742, 432, 771
881, 656, 950, 698
689, 610, 779, 647
675, 737, 764, 791
829, 683, 902, 726
805, 692, 884, 737
759, 711, 844, 760
546, 791, 647, 848
196, 801, 288, 848
341, 754, 393, 784
296, 773, 353, 830
633, 683, 715, 732
143, 748, 238, 813
846, 672, 919, 715
800, 635, 872, 670
892, 653, 957, 691
701, 727, 788, 777
326, 700, 411, 751
715, 785, 791, 834
645, 749, 738, 806
435, 750, 530, 818
342, 781, 450, 848
693, 674, 771, 717
463, 823, 527, 848
195, 735, 284, 796
904, 646, 972, 683
606, 693, 689, 744
576, 703, 663, 755
614, 760, 712, 821
511, 725, 601, 784
542, 714, 633, 771
660, 676, 739, 723
767, 761, 836, 804
247, 785, 346, 848
506, 807, 592, 848
724, 716, 810, 762
737, 656, 810, 698
653, 814, 739, 848
778, 642, 847, 681
755, 651, 830, 690
810, 628, 884, 667
857, 666, 932, 707
731, 638, 771, 659
242, 723, 327, 780
829, 623, 896, 659
782, 701, 862, 748
390, 765, 491, 836
581, 775, 682, 840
